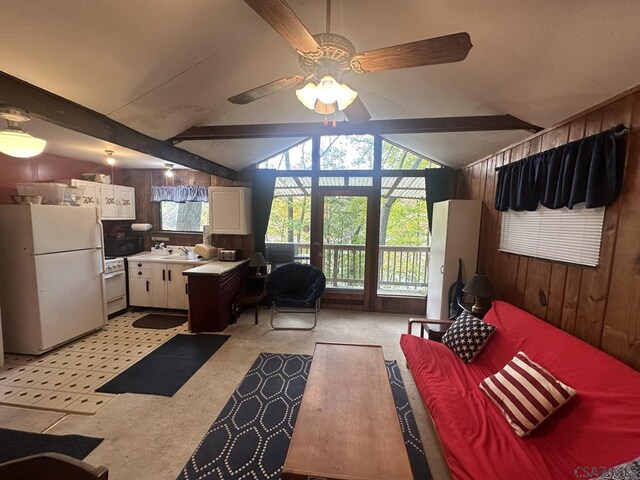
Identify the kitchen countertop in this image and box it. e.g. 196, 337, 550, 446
126, 252, 212, 265
182, 259, 249, 277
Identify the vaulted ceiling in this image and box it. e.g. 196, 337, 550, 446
2, 0, 640, 171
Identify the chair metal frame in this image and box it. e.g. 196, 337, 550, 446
270, 298, 320, 330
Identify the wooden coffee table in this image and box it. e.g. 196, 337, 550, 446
282, 342, 413, 480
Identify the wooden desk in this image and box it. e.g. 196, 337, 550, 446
282, 342, 412, 480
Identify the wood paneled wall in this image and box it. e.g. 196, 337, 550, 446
458, 90, 640, 370
121, 168, 254, 256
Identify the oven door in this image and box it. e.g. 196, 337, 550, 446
104, 270, 126, 301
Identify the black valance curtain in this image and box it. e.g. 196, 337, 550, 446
495, 124, 628, 211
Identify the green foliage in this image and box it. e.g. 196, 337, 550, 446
266, 196, 310, 243
320, 135, 374, 170
323, 196, 367, 245
258, 139, 312, 169
381, 141, 440, 169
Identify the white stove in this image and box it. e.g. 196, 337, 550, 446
104, 257, 127, 315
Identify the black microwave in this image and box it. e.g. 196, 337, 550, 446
104, 235, 144, 257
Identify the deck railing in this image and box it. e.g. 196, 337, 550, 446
266, 242, 429, 295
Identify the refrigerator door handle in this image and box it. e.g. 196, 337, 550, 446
98, 219, 106, 275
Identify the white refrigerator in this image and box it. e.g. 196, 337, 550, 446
0, 204, 106, 354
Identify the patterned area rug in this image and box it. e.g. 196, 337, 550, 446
178, 353, 431, 480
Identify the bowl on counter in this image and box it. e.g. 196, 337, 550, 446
11, 195, 43, 205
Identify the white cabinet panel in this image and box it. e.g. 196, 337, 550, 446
100, 185, 119, 219
166, 264, 188, 309
71, 179, 100, 210
426, 200, 482, 327
151, 263, 168, 308
209, 187, 252, 235
116, 186, 135, 220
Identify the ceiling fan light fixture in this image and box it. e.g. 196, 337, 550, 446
335, 83, 358, 110
164, 163, 174, 178
295, 82, 318, 110
296, 76, 357, 114
0, 105, 47, 158
314, 100, 335, 115
315, 75, 341, 105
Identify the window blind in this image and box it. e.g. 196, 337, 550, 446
499, 204, 605, 267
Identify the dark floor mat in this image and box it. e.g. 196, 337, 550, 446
0, 428, 103, 463
96, 334, 229, 397
132, 313, 187, 330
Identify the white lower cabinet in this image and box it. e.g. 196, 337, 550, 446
129, 264, 153, 307
129, 261, 189, 309
167, 264, 189, 309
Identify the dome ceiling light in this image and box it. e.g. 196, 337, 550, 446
0, 105, 47, 158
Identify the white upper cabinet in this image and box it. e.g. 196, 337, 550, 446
116, 186, 135, 219
99, 185, 119, 218
71, 179, 100, 210
209, 187, 252, 235
66, 180, 135, 220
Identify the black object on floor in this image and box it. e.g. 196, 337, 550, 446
96, 334, 229, 397
132, 313, 187, 330
177, 353, 431, 480
0, 428, 103, 463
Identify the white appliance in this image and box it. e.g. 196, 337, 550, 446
0, 204, 107, 355
426, 200, 482, 330
104, 257, 127, 315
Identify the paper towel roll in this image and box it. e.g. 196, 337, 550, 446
131, 223, 152, 232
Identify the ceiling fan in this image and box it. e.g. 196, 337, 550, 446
228, 0, 472, 124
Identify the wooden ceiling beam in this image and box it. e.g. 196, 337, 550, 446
0, 71, 238, 180
171, 114, 542, 141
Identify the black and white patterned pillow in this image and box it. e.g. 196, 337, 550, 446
441, 311, 496, 363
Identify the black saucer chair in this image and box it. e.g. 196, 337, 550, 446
265, 262, 326, 330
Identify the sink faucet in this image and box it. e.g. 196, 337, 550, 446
179, 247, 189, 255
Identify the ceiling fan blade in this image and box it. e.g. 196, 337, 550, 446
343, 96, 371, 124
228, 74, 306, 104
244, 0, 322, 59
351, 32, 472, 73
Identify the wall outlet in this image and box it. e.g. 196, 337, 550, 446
151, 236, 170, 241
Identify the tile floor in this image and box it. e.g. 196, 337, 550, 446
0, 311, 187, 415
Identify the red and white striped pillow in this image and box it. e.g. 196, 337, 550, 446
479, 352, 577, 437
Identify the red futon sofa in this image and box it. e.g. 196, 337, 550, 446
401, 301, 640, 480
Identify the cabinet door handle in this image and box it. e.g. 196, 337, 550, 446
168, 270, 172, 281
137, 263, 142, 267
185, 284, 188, 295
146, 280, 149, 292
137, 271, 142, 276
162, 269, 166, 281
440, 265, 445, 274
